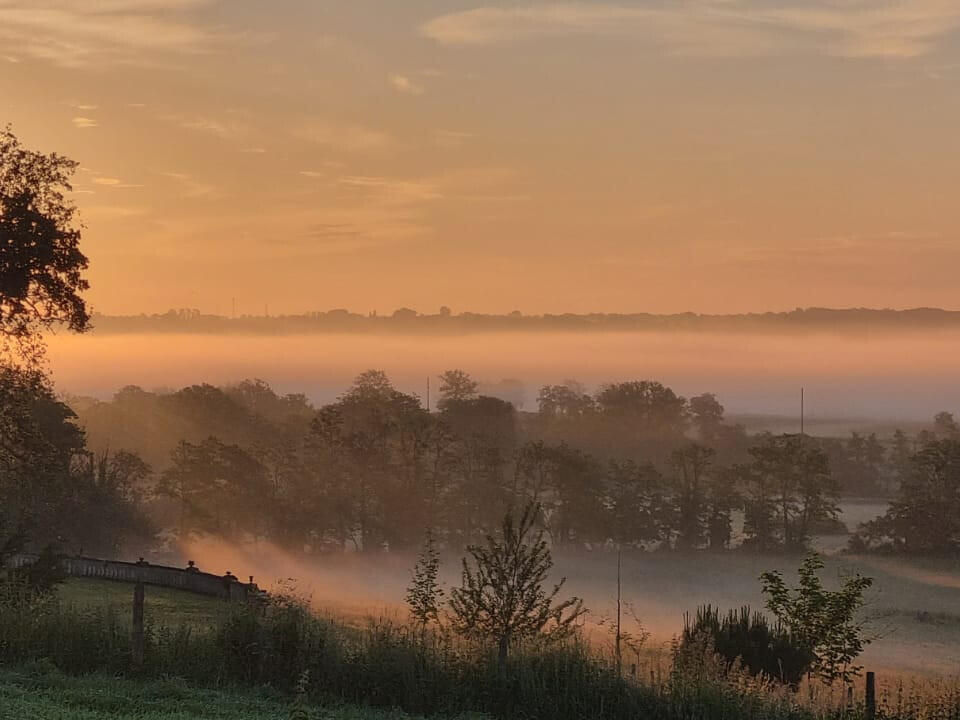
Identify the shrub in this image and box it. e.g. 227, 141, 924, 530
681, 605, 813, 685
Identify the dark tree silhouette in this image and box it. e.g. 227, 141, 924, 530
1, 127, 89, 361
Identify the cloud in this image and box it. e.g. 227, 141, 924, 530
161, 171, 215, 197
0, 0, 226, 68
177, 116, 246, 140
294, 122, 392, 152
422, 1, 960, 59
337, 176, 443, 204
92, 176, 143, 188
72, 116, 98, 128
389, 74, 424, 95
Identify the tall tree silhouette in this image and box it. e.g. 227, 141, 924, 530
1, 127, 89, 362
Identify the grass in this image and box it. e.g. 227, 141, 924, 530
0, 664, 475, 719
58, 577, 228, 629
5, 570, 960, 719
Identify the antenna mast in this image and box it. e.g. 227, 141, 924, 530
801, 387, 805, 436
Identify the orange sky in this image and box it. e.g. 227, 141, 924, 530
2, 0, 959, 315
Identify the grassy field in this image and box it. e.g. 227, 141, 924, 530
57, 577, 229, 628
0, 665, 472, 720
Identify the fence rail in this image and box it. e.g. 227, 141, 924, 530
6, 553, 262, 602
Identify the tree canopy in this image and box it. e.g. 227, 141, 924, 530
1, 127, 89, 361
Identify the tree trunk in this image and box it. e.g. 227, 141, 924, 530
498, 633, 509, 669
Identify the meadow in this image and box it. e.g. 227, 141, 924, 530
3, 556, 960, 720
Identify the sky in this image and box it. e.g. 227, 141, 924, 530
2, 0, 960, 316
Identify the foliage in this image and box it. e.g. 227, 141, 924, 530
854, 438, 960, 555
448, 503, 586, 664
10, 545, 66, 595
681, 605, 814, 685
740, 435, 839, 553
59, 367, 960, 559
760, 554, 873, 683
0, 126, 89, 363
406, 529, 444, 627
0, 590, 829, 720
436, 369, 479, 411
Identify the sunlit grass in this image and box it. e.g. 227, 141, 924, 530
58, 577, 229, 629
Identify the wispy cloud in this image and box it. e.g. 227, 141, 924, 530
162, 171, 215, 197
72, 116, 98, 128
389, 73, 424, 96
0, 0, 227, 68
177, 116, 247, 140
422, 1, 960, 59
294, 122, 393, 153
92, 176, 143, 188
338, 175, 443, 204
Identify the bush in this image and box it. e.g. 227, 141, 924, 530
681, 605, 814, 685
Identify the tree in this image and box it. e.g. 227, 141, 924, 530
760, 554, 873, 683
855, 438, 960, 554
934, 411, 959, 439
670, 444, 714, 550
442, 395, 518, 543
157, 437, 270, 540
66, 450, 153, 556
448, 503, 586, 666
689, 393, 725, 445
605, 459, 668, 548
1, 127, 89, 362
406, 529, 444, 626
594, 380, 688, 462
437, 369, 479, 410
537, 383, 595, 419
740, 434, 838, 552
0, 366, 86, 551
703, 467, 740, 551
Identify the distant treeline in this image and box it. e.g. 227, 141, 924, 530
47, 371, 956, 558
87, 307, 960, 335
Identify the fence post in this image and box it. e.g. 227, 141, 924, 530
131, 581, 145, 670
865, 671, 876, 720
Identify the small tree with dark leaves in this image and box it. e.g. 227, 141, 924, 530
448, 502, 586, 667
760, 554, 873, 684
406, 528, 444, 627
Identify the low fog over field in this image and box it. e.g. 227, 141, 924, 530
178, 534, 960, 677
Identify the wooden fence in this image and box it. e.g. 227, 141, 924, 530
7, 553, 262, 602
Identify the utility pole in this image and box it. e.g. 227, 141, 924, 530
801, 386, 805, 437
426, 376, 431, 412
615, 547, 622, 677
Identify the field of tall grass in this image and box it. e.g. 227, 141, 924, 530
3, 578, 960, 720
